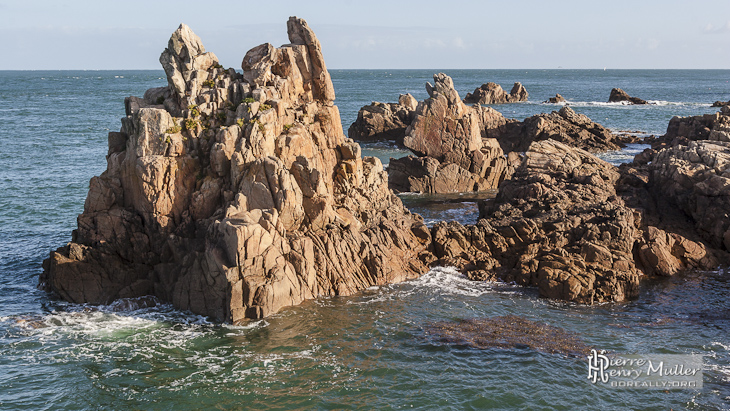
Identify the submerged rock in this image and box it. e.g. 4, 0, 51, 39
463, 82, 528, 105
40, 18, 432, 323
388, 73, 510, 193
426, 315, 590, 356
608, 88, 648, 105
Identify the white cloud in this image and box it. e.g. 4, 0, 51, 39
703, 20, 730, 33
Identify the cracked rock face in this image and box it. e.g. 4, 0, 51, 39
41, 18, 431, 323
649, 140, 730, 251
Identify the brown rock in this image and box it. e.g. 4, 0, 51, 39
544, 94, 566, 104
463, 82, 529, 104
347, 100, 414, 145
608, 88, 649, 105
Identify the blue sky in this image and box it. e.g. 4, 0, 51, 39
1, 0, 729, 70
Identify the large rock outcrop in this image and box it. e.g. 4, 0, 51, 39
608, 88, 648, 105
495, 106, 623, 154
463, 82, 528, 105
40, 18, 432, 323
388, 73, 510, 193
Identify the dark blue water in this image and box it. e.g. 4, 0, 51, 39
1, 70, 728, 410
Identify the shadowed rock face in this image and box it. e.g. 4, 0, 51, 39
347, 94, 417, 145
649, 140, 730, 252
40, 18, 432, 323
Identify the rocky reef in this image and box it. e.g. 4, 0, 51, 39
608, 88, 648, 105
463, 82, 528, 105
41, 18, 431, 322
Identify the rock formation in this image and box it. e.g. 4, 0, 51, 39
463, 82, 528, 105
711, 100, 729, 107
494, 106, 623, 154
388, 73, 510, 193
608, 88, 648, 105
663, 106, 730, 145
432, 140, 642, 303
544, 94, 566, 104
347, 94, 417, 145
430, 139, 726, 303
40, 18, 432, 323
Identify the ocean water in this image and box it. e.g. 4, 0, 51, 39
0, 70, 729, 410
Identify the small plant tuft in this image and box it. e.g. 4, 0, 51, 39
236, 118, 245, 128
165, 122, 181, 134
216, 112, 227, 122
259, 103, 272, 112
283, 123, 294, 132
242, 97, 255, 104
203, 79, 216, 88
184, 118, 198, 131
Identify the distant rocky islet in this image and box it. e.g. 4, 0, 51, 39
41, 17, 730, 322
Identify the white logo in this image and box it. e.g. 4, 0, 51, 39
587, 349, 609, 383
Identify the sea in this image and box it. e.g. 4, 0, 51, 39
0, 69, 728, 410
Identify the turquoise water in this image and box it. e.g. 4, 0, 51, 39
0, 70, 729, 410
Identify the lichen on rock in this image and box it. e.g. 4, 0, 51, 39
41, 17, 431, 323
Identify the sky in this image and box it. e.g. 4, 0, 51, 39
0, 0, 729, 70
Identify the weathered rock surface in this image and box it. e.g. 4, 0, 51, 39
41, 18, 431, 323
544, 94, 566, 104
388, 73, 510, 193
649, 140, 730, 252
463, 82, 528, 105
432, 140, 642, 303
347, 94, 417, 145
608, 88, 648, 105
711, 100, 730, 107
494, 106, 622, 154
